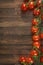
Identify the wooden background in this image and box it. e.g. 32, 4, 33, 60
0, 0, 43, 65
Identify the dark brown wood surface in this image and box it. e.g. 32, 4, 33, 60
0, 0, 43, 65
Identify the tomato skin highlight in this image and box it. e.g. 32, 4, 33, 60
19, 56, 26, 62
32, 18, 39, 25
33, 9, 40, 16
28, 1, 35, 9
37, 0, 42, 7
32, 35, 40, 41
32, 26, 38, 33
30, 50, 38, 56
27, 57, 34, 64
21, 3, 28, 11
33, 42, 40, 49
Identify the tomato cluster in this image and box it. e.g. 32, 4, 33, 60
20, 0, 43, 65
19, 56, 34, 64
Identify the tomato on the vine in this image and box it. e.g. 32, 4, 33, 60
33, 9, 40, 16
30, 50, 38, 56
21, 3, 28, 11
40, 56, 43, 63
32, 26, 39, 33
28, 1, 35, 9
32, 18, 39, 25
19, 56, 26, 62
27, 57, 34, 64
41, 47, 43, 53
37, 0, 42, 7
33, 41, 40, 49
40, 33, 43, 39
41, 15, 43, 20
24, 0, 29, 2
32, 35, 40, 41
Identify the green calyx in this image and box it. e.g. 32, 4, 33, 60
28, 62, 33, 65
21, 62, 26, 65
32, 55, 38, 60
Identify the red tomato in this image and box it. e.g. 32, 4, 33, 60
32, 18, 39, 25
32, 26, 38, 33
33, 42, 40, 49
32, 35, 40, 41
41, 47, 43, 53
28, 1, 35, 9
40, 56, 43, 62
42, 4, 43, 7
24, 0, 29, 2
41, 15, 43, 20
27, 57, 34, 64
21, 3, 28, 11
19, 56, 26, 62
33, 9, 40, 16
37, 0, 42, 7
40, 33, 43, 39
30, 50, 38, 56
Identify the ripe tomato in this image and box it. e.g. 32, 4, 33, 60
30, 50, 38, 56
33, 9, 40, 16
37, 0, 42, 7
41, 15, 43, 20
32, 35, 40, 41
40, 56, 43, 62
33, 41, 40, 49
41, 47, 43, 53
19, 56, 26, 62
32, 26, 38, 33
40, 33, 43, 39
42, 4, 43, 7
32, 18, 39, 25
27, 57, 34, 64
28, 1, 35, 9
24, 0, 29, 2
21, 3, 28, 11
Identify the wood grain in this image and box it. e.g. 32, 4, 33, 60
0, 0, 43, 65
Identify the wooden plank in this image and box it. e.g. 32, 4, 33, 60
0, 0, 23, 8
0, 27, 31, 35
0, 39, 32, 44
0, 45, 32, 50
0, 49, 31, 55
0, 22, 32, 27
0, 9, 33, 17
0, 0, 42, 65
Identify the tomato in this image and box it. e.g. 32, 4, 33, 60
42, 4, 43, 7
19, 56, 26, 62
41, 15, 43, 20
32, 18, 39, 25
24, 0, 29, 2
40, 56, 43, 62
27, 57, 34, 64
37, 0, 42, 7
41, 47, 43, 53
21, 3, 28, 11
28, 1, 35, 9
32, 26, 38, 33
33, 42, 40, 49
30, 50, 38, 56
32, 35, 40, 41
40, 33, 43, 39
33, 9, 40, 16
